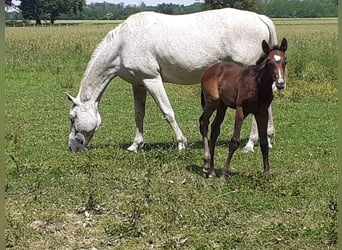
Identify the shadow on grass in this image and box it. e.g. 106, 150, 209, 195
90, 138, 250, 152
185, 164, 242, 179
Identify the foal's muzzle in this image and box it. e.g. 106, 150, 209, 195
275, 78, 286, 90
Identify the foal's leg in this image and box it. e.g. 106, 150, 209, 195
127, 84, 147, 152
221, 106, 244, 180
255, 111, 270, 173
208, 102, 227, 177
199, 101, 217, 178
143, 77, 187, 150
242, 105, 275, 152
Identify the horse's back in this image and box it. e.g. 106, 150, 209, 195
116, 8, 276, 84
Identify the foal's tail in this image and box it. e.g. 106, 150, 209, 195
200, 90, 205, 111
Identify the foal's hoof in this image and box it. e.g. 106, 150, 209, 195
263, 169, 271, 174
219, 174, 227, 181
202, 168, 216, 178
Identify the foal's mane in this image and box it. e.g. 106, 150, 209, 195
255, 44, 282, 65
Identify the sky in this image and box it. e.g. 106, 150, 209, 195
10, 0, 200, 8
86, 0, 201, 6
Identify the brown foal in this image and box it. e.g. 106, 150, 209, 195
199, 38, 288, 179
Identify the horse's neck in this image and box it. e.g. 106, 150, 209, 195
77, 39, 119, 104
78, 69, 114, 103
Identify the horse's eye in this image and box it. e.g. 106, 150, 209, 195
284, 59, 287, 65
76, 136, 84, 144
70, 114, 76, 123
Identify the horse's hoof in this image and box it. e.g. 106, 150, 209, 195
127, 145, 138, 152
127, 142, 144, 152
177, 142, 186, 151
241, 146, 254, 153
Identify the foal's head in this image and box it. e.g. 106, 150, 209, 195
261, 38, 287, 90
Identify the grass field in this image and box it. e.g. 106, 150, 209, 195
5, 18, 337, 249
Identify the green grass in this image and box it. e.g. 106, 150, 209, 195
273, 17, 338, 25
5, 20, 337, 249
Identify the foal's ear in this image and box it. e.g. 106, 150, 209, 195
262, 40, 270, 54
280, 38, 287, 51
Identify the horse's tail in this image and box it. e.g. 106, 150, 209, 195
258, 14, 278, 47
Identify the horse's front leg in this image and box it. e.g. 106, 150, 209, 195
255, 110, 270, 173
242, 105, 275, 153
221, 106, 244, 180
143, 76, 187, 150
127, 84, 147, 152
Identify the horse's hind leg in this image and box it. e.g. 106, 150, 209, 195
266, 105, 275, 148
242, 105, 275, 153
242, 114, 258, 153
143, 76, 187, 150
127, 84, 147, 152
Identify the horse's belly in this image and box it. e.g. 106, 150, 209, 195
160, 66, 203, 84
158, 53, 227, 84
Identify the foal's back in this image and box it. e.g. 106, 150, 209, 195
201, 62, 257, 109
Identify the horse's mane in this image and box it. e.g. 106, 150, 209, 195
83, 25, 122, 77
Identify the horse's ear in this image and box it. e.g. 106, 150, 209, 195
280, 38, 287, 52
262, 40, 270, 54
65, 92, 78, 105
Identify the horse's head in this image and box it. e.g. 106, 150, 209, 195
262, 38, 288, 90
66, 93, 101, 152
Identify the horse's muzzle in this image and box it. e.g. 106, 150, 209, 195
68, 133, 88, 152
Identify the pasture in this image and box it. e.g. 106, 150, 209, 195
5, 18, 337, 249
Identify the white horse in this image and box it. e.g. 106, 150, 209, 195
66, 8, 282, 152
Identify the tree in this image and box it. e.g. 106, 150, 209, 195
104, 12, 113, 20
19, 0, 85, 25
20, 0, 45, 25
203, 0, 257, 11
156, 3, 176, 14
256, 0, 337, 18
5, 0, 12, 7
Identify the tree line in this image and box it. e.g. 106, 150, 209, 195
5, 0, 338, 26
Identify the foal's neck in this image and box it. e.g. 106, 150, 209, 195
255, 63, 274, 101
257, 64, 274, 90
